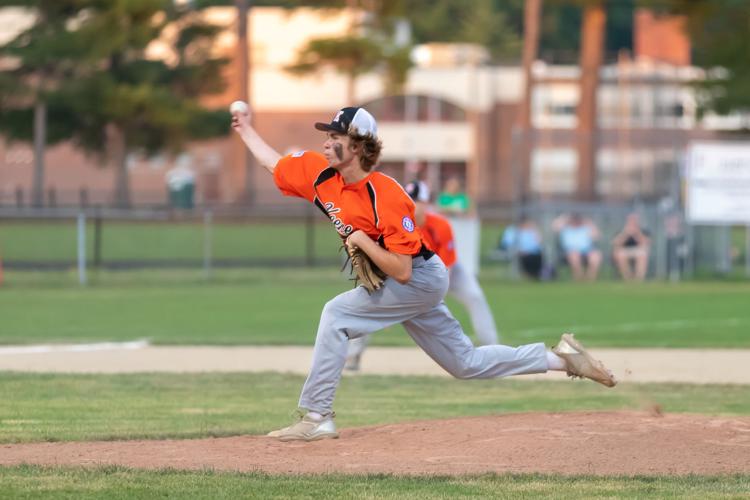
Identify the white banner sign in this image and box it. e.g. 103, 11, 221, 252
448, 216, 481, 276
686, 142, 750, 224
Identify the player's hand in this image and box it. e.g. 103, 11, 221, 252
345, 230, 370, 249
231, 107, 252, 135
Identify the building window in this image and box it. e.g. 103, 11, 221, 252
531, 148, 578, 195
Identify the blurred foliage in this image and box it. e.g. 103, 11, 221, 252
286, 35, 384, 79
0, 1, 230, 150
644, 0, 750, 117
0, 0, 231, 205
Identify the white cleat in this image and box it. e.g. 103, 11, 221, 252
267, 412, 339, 442
553, 333, 617, 387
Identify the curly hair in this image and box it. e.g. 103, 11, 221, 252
348, 131, 383, 171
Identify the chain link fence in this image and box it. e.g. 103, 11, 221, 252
0, 202, 748, 283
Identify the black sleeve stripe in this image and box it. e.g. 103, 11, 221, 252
312, 167, 337, 218
366, 181, 379, 228
313, 196, 330, 218
313, 167, 337, 187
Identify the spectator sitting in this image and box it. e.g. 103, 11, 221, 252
436, 176, 470, 215
612, 212, 651, 282
499, 217, 546, 280
552, 213, 602, 282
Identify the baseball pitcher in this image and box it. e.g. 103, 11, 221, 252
231, 105, 617, 442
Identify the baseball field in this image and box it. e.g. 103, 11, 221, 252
1, 269, 749, 497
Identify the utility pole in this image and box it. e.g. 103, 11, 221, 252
514, 0, 542, 204
234, 0, 255, 205
576, 1, 606, 200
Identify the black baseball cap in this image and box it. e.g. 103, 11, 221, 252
314, 107, 378, 138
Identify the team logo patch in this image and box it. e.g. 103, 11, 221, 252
402, 216, 415, 232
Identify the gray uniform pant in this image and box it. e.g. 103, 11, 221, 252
299, 256, 548, 415
347, 260, 499, 359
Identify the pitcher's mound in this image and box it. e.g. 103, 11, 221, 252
2, 411, 750, 475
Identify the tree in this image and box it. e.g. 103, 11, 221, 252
405, 0, 522, 63
0, 1, 230, 208
0, 1, 93, 207
286, 35, 384, 104
283, 0, 421, 103
69, 1, 230, 207
576, 0, 606, 200
644, 0, 750, 117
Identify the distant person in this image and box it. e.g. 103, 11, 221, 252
436, 176, 470, 215
346, 180, 500, 371
612, 212, 651, 282
499, 217, 546, 280
553, 213, 602, 282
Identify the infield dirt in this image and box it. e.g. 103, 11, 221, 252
2, 411, 749, 475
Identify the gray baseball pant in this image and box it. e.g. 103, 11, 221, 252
298, 256, 548, 415
347, 260, 500, 359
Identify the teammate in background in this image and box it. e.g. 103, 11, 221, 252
232, 105, 617, 442
346, 180, 499, 371
436, 176, 471, 215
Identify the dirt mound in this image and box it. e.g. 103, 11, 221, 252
2, 412, 749, 476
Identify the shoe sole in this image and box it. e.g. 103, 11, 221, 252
277, 432, 339, 442
555, 333, 617, 387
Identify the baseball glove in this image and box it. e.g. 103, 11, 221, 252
342, 240, 387, 294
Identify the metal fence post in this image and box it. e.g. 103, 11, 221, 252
93, 208, 103, 269
77, 212, 87, 285
305, 203, 315, 267
203, 209, 213, 279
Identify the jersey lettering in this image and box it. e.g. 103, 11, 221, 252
324, 201, 354, 236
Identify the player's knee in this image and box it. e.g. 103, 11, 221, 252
319, 299, 343, 331
447, 360, 479, 379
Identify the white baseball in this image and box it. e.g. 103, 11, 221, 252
230, 100, 248, 115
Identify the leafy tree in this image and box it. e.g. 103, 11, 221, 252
285, 1, 415, 103
286, 35, 384, 104
404, 0, 521, 63
0, 1, 230, 207
0, 1, 93, 206
644, 0, 750, 116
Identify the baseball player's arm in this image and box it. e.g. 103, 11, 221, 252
347, 230, 412, 284
231, 110, 281, 174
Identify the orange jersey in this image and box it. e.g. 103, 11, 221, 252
274, 151, 424, 255
419, 212, 457, 267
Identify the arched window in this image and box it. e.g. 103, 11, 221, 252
359, 95, 467, 123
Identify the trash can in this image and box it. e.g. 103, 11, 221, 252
165, 164, 196, 209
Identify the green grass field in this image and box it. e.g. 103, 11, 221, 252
2, 466, 747, 499
3, 372, 750, 444
1, 373, 749, 497
0, 220, 343, 263
1, 269, 748, 348
2, 250, 750, 497
1, 466, 748, 499
2, 219, 748, 278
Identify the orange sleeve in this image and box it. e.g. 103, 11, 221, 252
424, 213, 457, 267
273, 151, 328, 201
376, 184, 423, 255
